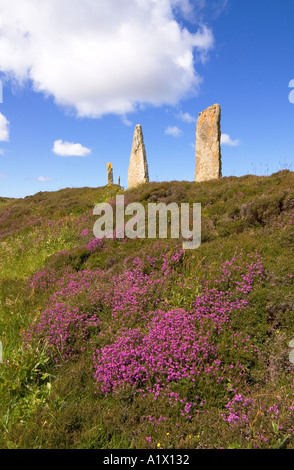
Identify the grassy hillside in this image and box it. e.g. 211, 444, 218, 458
0, 171, 293, 449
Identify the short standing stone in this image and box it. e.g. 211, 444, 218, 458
107, 162, 113, 185
128, 124, 149, 188
195, 104, 222, 182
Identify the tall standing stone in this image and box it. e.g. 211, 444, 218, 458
195, 104, 222, 182
128, 124, 149, 188
107, 162, 113, 185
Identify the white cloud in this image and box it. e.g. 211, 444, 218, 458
188, 0, 228, 21
0, 0, 214, 117
52, 139, 91, 157
0, 113, 9, 141
165, 126, 183, 137
221, 133, 240, 147
37, 176, 52, 182
177, 110, 196, 123
121, 115, 132, 127
0, 172, 7, 178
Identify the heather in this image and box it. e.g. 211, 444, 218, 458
0, 171, 293, 449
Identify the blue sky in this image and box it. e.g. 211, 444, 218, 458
0, 0, 293, 198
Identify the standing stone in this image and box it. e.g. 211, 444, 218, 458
107, 162, 113, 185
128, 124, 149, 188
118, 176, 121, 186
195, 104, 222, 182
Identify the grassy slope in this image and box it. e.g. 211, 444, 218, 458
0, 171, 293, 449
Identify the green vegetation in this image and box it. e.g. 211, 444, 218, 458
0, 171, 293, 449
